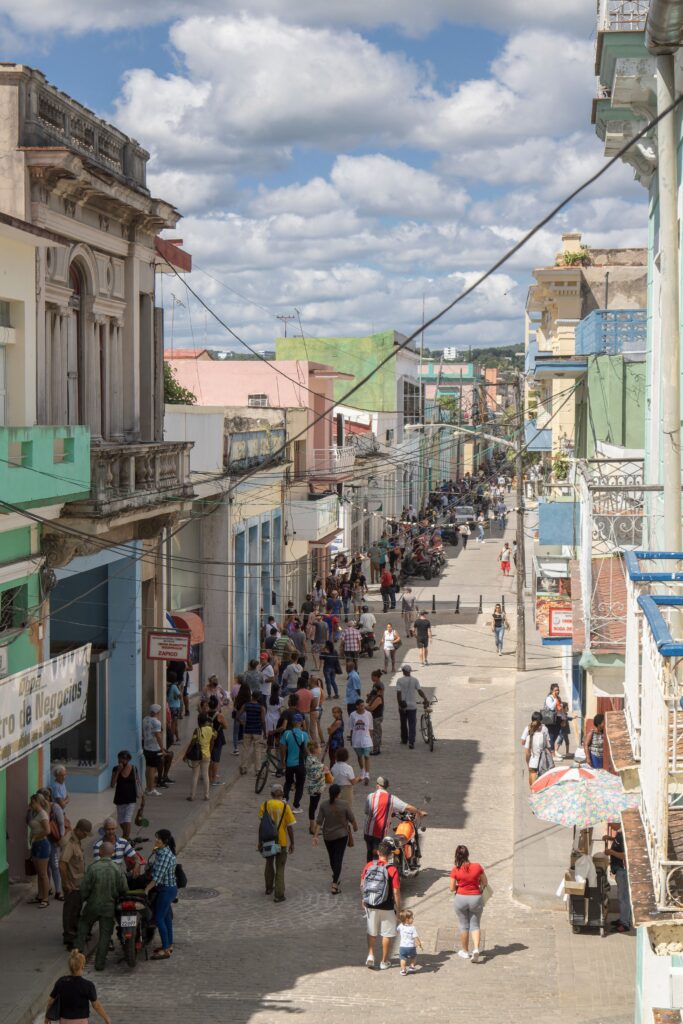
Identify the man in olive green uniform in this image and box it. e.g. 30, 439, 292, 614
76, 841, 127, 970
59, 818, 92, 950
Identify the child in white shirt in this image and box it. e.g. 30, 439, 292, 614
397, 909, 423, 975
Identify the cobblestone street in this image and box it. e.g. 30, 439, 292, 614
82, 538, 636, 1024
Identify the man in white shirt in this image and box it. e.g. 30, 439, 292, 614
281, 657, 303, 695
396, 665, 428, 750
259, 653, 275, 698
349, 698, 374, 785
358, 607, 376, 634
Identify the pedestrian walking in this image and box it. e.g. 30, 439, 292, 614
345, 659, 362, 716
44, 951, 111, 1024
349, 698, 374, 786
449, 844, 488, 962
499, 542, 512, 577
366, 671, 385, 755
239, 690, 267, 777
185, 712, 214, 800
604, 825, 631, 932
144, 829, 178, 960
330, 747, 361, 810
476, 514, 485, 543
524, 711, 552, 787
309, 675, 324, 745
490, 603, 509, 656
142, 703, 165, 797
166, 673, 183, 743
401, 588, 418, 636
305, 741, 328, 834
27, 793, 51, 908
320, 640, 342, 698
543, 683, 563, 756
340, 620, 362, 665
459, 523, 470, 549
258, 783, 295, 902
111, 750, 141, 839
556, 702, 573, 758
414, 610, 433, 666
382, 623, 401, 673
361, 838, 401, 970
313, 784, 357, 893
397, 909, 423, 975
396, 665, 428, 749
59, 818, 92, 950
208, 696, 228, 785
280, 713, 309, 812
380, 566, 394, 612
327, 705, 345, 766
586, 713, 606, 769
75, 842, 127, 971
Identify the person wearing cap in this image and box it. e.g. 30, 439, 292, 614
396, 666, 428, 749
258, 783, 295, 902
59, 818, 92, 950
363, 778, 426, 862
142, 703, 166, 796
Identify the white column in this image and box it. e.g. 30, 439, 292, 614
110, 318, 124, 441
65, 312, 79, 426
46, 306, 56, 423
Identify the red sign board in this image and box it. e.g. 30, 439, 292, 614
548, 605, 573, 638
146, 629, 191, 662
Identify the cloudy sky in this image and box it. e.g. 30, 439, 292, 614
2, 1, 648, 352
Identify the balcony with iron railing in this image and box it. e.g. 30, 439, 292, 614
575, 309, 647, 357
63, 441, 194, 518
310, 446, 356, 480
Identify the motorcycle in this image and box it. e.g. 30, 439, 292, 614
361, 630, 375, 658
115, 888, 154, 967
384, 811, 426, 878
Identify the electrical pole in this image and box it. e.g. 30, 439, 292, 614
515, 375, 526, 671
276, 314, 296, 337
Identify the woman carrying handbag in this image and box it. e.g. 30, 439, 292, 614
185, 713, 214, 801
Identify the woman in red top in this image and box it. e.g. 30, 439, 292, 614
449, 845, 488, 962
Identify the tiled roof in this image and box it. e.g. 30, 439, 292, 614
569, 560, 586, 649
621, 808, 683, 926
605, 709, 637, 772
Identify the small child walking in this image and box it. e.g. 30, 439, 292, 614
557, 701, 574, 759
397, 909, 423, 975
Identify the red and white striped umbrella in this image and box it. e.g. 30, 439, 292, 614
531, 764, 622, 794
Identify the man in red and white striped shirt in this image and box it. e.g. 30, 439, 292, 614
363, 777, 426, 861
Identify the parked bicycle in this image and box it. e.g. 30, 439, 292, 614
420, 697, 438, 752
255, 746, 284, 794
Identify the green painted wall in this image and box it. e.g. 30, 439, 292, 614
276, 332, 398, 412
0, 425, 90, 508
575, 355, 646, 458
0, 525, 47, 916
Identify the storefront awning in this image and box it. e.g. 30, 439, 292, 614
170, 611, 205, 644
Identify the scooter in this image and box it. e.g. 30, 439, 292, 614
361, 630, 376, 658
115, 891, 154, 967
384, 811, 426, 878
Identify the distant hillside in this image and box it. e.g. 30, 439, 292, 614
422, 344, 523, 371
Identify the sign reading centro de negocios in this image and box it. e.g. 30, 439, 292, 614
146, 629, 191, 662
0, 644, 91, 770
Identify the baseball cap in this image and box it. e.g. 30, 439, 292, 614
292, 713, 305, 724
376, 776, 389, 789
150, 703, 162, 713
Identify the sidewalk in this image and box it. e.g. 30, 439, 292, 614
3, 706, 243, 1024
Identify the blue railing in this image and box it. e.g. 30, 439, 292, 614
575, 309, 647, 356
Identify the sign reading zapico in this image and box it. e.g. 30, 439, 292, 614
0, 644, 91, 770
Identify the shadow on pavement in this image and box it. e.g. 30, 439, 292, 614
483, 941, 529, 961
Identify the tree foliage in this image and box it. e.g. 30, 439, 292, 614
164, 362, 196, 405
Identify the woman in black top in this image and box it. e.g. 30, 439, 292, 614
112, 750, 139, 840
320, 640, 342, 698
45, 950, 111, 1024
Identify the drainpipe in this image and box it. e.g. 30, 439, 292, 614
647, 2, 682, 549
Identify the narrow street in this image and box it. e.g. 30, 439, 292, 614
82, 529, 635, 1024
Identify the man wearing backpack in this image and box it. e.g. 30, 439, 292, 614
258, 783, 295, 902
279, 713, 309, 812
360, 838, 401, 970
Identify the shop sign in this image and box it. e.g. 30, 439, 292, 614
549, 606, 573, 638
0, 644, 91, 770
146, 629, 191, 662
